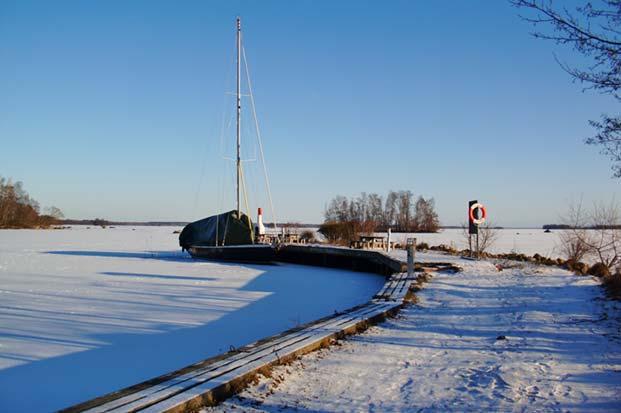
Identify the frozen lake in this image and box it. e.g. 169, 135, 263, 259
303, 227, 567, 258
305, 227, 570, 258
382, 228, 563, 257
0, 226, 384, 412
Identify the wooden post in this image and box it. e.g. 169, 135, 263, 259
407, 238, 416, 278
387, 228, 392, 253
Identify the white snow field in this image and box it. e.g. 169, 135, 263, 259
379, 228, 567, 258
0, 226, 384, 412
211, 254, 621, 413
308, 227, 588, 258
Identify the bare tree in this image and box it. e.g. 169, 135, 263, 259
0, 179, 17, 226
558, 200, 594, 263
559, 199, 621, 270
462, 221, 500, 255
511, 0, 621, 177
558, 230, 593, 263
351, 192, 368, 224
367, 193, 384, 226
45, 206, 64, 220
396, 190, 413, 231
480, 223, 500, 254
588, 116, 621, 178
324, 195, 349, 222
589, 200, 621, 268
323, 190, 440, 241
384, 190, 398, 229
0, 176, 49, 228
414, 196, 440, 232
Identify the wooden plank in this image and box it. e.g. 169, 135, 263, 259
83, 303, 391, 413
389, 272, 408, 297
116, 303, 397, 413
140, 303, 400, 413
374, 272, 410, 301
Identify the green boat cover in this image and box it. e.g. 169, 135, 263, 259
179, 210, 255, 250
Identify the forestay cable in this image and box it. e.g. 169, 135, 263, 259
242, 45, 278, 229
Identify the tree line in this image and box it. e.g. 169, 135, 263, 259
320, 190, 439, 244
0, 176, 63, 228
544, 223, 621, 230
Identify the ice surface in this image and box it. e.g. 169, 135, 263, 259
212, 253, 621, 412
309, 227, 582, 258
381, 228, 567, 257
0, 226, 384, 412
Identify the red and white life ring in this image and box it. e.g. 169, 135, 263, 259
469, 203, 487, 225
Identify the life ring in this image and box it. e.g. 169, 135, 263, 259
469, 203, 487, 225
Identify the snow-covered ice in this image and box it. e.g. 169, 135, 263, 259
313, 228, 590, 259
380, 228, 571, 258
211, 253, 621, 412
0, 226, 384, 412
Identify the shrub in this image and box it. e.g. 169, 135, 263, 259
559, 200, 620, 274
300, 230, 317, 244
558, 229, 592, 264
461, 221, 499, 255
430, 244, 457, 254
318, 221, 360, 245
588, 262, 612, 278
565, 259, 589, 275
602, 267, 621, 298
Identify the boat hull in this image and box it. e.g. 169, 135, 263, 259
187, 244, 277, 263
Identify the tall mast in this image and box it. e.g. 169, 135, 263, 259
236, 17, 241, 216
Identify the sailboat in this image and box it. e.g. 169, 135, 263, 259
179, 18, 277, 263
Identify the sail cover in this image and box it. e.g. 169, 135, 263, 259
179, 210, 255, 250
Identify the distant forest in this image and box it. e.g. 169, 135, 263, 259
60, 219, 319, 228
0, 177, 63, 229
320, 191, 439, 244
61, 219, 189, 227
324, 191, 440, 233
543, 224, 621, 230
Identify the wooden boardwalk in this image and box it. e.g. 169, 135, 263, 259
63, 269, 417, 413
374, 270, 417, 302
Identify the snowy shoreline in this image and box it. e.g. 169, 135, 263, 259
210, 253, 621, 413
1, 226, 618, 412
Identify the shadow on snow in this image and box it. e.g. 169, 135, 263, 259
0, 251, 383, 412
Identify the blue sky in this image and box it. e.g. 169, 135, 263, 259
0, 0, 618, 227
